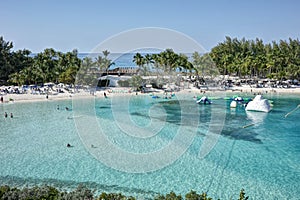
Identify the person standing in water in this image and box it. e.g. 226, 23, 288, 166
104, 92, 107, 98
10, 113, 13, 118
4, 112, 7, 118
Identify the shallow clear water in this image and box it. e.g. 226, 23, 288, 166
0, 93, 299, 199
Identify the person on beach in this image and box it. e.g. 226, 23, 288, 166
0, 96, 3, 103
104, 92, 107, 98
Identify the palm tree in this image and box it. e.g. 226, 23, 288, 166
82, 57, 94, 69
95, 55, 105, 72
133, 53, 145, 74
102, 50, 110, 58
59, 65, 79, 84
145, 53, 154, 70
98, 50, 115, 75
177, 53, 193, 73
76, 57, 95, 85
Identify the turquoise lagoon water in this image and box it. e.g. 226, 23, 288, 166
0, 93, 299, 199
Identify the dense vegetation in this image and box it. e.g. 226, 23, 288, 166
133, 49, 194, 74
1, 35, 300, 87
132, 50, 218, 78
0, 35, 81, 86
0, 185, 249, 200
132, 38, 300, 81
210, 37, 300, 80
0, 36, 114, 86
0, 37, 33, 85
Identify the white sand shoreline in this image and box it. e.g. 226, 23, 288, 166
1, 86, 300, 104
0, 88, 155, 104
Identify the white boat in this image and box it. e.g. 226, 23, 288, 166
245, 95, 271, 112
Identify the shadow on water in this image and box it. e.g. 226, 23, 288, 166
97, 98, 263, 144
136, 99, 264, 143
127, 100, 183, 126
130, 110, 182, 126
221, 128, 263, 144
0, 175, 159, 198
220, 109, 263, 143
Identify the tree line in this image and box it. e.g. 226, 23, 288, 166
132, 37, 300, 81
0, 36, 116, 86
210, 36, 300, 80
133, 49, 194, 75
1, 35, 299, 86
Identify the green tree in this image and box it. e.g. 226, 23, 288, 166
129, 75, 143, 91
133, 53, 145, 74
0, 36, 14, 84
76, 57, 96, 85
95, 50, 115, 74
0, 37, 33, 85
210, 36, 300, 80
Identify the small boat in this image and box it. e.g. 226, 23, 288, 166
245, 95, 271, 112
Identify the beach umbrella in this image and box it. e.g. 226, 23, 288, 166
44, 82, 55, 86
29, 84, 37, 88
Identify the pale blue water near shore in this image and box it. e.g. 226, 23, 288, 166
0, 93, 299, 199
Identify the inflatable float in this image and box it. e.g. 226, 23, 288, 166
245, 95, 271, 112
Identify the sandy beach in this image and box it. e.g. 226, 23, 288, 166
1, 86, 299, 104
0, 87, 155, 103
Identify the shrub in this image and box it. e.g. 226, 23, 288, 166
96, 192, 135, 200
185, 190, 212, 200
239, 189, 248, 200
0, 184, 249, 200
154, 191, 182, 200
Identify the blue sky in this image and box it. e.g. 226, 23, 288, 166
1, 0, 300, 53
